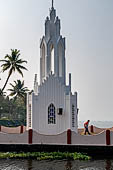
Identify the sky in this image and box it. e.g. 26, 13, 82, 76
0, 0, 113, 121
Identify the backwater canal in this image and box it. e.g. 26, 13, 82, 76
0, 159, 113, 170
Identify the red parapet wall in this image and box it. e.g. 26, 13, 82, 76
106, 129, 110, 145
28, 129, 33, 144
90, 125, 94, 133
20, 126, 24, 133
67, 129, 71, 144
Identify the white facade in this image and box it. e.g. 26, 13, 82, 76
27, 3, 78, 135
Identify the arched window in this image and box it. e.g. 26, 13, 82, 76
48, 103, 56, 124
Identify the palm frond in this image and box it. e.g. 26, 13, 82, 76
16, 64, 28, 71
9, 83, 15, 88
2, 65, 11, 72
9, 92, 16, 96
4, 54, 11, 60
8, 89, 15, 92
0, 60, 9, 63
16, 67, 24, 77
16, 59, 27, 64
1, 61, 10, 66
11, 49, 20, 60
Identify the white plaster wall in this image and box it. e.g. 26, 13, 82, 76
71, 131, 106, 145
33, 131, 67, 144
32, 75, 69, 135
0, 131, 28, 144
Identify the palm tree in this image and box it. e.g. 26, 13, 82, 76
0, 49, 27, 93
8, 80, 29, 101
8, 80, 29, 122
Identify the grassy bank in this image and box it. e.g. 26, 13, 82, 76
0, 152, 90, 160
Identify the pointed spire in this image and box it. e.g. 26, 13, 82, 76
50, 0, 56, 22
52, 0, 54, 8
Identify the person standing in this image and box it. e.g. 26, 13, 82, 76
84, 120, 91, 135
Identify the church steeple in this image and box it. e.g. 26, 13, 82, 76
27, 1, 78, 135
40, 2, 66, 85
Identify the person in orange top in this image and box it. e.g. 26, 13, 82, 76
84, 120, 91, 135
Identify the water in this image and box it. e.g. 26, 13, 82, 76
79, 121, 113, 128
0, 159, 113, 170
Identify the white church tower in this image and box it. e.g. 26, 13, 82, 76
27, 1, 78, 135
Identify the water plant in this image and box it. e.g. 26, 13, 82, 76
0, 152, 91, 160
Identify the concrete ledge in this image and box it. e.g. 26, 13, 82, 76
0, 144, 113, 158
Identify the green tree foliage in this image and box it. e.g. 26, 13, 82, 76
0, 95, 27, 125
0, 49, 27, 93
8, 80, 29, 122
8, 80, 29, 101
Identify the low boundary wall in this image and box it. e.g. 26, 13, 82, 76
0, 125, 26, 134
0, 128, 113, 146
78, 125, 113, 135
0, 131, 28, 144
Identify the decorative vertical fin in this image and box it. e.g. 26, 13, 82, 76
34, 74, 38, 94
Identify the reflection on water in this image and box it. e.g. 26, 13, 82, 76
0, 159, 113, 170
106, 160, 111, 170
28, 159, 33, 170
65, 161, 72, 170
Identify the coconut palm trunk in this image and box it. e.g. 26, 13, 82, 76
1, 73, 11, 92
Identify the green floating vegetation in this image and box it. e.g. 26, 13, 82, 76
0, 152, 91, 160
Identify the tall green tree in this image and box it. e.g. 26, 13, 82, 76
0, 49, 27, 93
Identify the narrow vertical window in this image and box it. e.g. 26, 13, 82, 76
42, 44, 45, 77
58, 43, 63, 77
50, 45, 54, 74
48, 103, 56, 124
